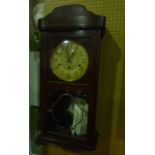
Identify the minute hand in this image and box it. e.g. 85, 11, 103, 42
68, 45, 77, 62
70, 51, 77, 62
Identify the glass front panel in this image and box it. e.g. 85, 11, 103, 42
47, 89, 88, 137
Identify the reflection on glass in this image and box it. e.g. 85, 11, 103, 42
68, 96, 88, 136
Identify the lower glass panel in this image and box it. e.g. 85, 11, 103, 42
47, 89, 88, 137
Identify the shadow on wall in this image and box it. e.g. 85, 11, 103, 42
96, 28, 121, 155
45, 29, 122, 155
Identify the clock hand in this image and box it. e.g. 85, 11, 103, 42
78, 64, 83, 70
69, 50, 75, 60
67, 50, 73, 63
65, 45, 71, 63
68, 45, 77, 63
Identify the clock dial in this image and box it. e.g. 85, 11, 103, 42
49, 40, 89, 82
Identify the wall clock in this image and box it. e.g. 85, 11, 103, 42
37, 4, 105, 150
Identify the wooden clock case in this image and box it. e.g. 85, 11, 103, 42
37, 4, 105, 150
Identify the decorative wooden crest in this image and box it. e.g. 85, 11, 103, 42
38, 4, 105, 32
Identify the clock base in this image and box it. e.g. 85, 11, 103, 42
36, 132, 98, 151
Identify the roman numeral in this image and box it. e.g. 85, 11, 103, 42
66, 73, 71, 79
82, 58, 87, 63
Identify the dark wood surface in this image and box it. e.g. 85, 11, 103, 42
38, 4, 105, 31
37, 4, 105, 150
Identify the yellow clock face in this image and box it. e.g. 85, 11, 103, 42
49, 40, 89, 82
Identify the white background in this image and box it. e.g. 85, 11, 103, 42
0, 0, 155, 155
0, 0, 29, 155
126, 0, 155, 155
